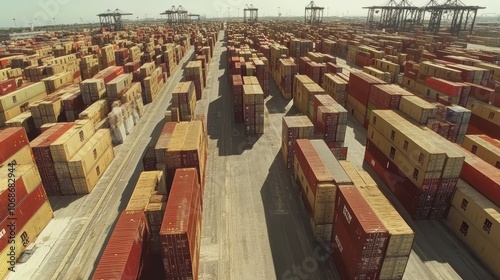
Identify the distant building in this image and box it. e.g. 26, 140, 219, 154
9, 31, 47, 40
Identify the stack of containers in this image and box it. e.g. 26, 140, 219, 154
253, 58, 270, 97
0, 128, 54, 279
365, 110, 464, 219
454, 144, 500, 208
231, 75, 244, 123
309, 95, 348, 159
340, 161, 415, 280
347, 71, 386, 128
65, 128, 115, 195
48, 119, 105, 195
0, 82, 47, 127
277, 58, 298, 100
171, 81, 196, 122
243, 84, 265, 134
160, 168, 202, 280
154, 122, 177, 185
322, 73, 348, 107
461, 134, 500, 168
398, 95, 438, 126
185, 60, 205, 100
446, 180, 500, 279
465, 99, 500, 140
281, 116, 314, 169
114, 48, 130, 66
293, 139, 354, 242
30, 123, 75, 195
293, 75, 324, 115
366, 84, 413, 125
142, 145, 157, 172
105, 73, 133, 101
331, 185, 389, 280
80, 78, 106, 106
443, 105, 471, 143
61, 86, 85, 122
92, 211, 150, 280
163, 121, 207, 191
125, 171, 167, 256
143, 67, 164, 104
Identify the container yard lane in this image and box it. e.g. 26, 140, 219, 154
197, 31, 337, 280
6, 47, 196, 280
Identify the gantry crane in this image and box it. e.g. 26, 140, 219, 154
244, 4, 258, 22
97, 9, 133, 31
160, 6, 178, 25
305, 1, 324, 25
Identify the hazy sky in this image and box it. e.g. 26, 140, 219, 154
2, 0, 499, 28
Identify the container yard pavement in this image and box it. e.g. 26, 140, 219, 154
6, 47, 196, 280
197, 33, 337, 280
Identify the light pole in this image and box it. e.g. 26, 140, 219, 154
261, 7, 264, 18
327, 7, 329, 18
53, 17, 56, 25
238, 8, 240, 19
278, 6, 280, 17
227, 7, 230, 19
12, 18, 17, 28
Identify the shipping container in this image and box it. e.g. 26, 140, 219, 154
160, 168, 201, 280
0, 127, 32, 165
461, 135, 500, 168
49, 119, 95, 162
446, 206, 500, 279
332, 186, 389, 280
92, 211, 150, 280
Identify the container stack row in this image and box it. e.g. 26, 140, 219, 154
0, 128, 54, 279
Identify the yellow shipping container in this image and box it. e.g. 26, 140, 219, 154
126, 171, 167, 212
398, 95, 437, 125
461, 135, 500, 168
49, 119, 95, 162
370, 110, 447, 172
451, 180, 500, 249
68, 129, 112, 178
72, 144, 115, 194
78, 100, 109, 126
446, 206, 500, 279
0, 82, 46, 112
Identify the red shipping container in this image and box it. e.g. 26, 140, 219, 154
0, 127, 30, 165
465, 82, 494, 103
348, 72, 386, 107
93, 211, 149, 280
332, 186, 389, 280
467, 114, 500, 140
30, 123, 74, 195
364, 139, 433, 219
0, 79, 17, 95
457, 145, 500, 208
0, 183, 49, 253
424, 77, 462, 97
160, 168, 201, 280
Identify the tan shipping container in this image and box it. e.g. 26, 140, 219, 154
0, 82, 46, 112
0, 163, 41, 194
67, 129, 112, 178
367, 124, 442, 187
466, 99, 500, 126
398, 95, 437, 125
49, 119, 95, 162
369, 110, 447, 172
72, 144, 115, 194
446, 206, 500, 279
79, 100, 109, 126
126, 171, 166, 211
461, 135, 500, 168
0, 201, 53, 279
451, 180, 500, 249
378, 256, 411, 280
